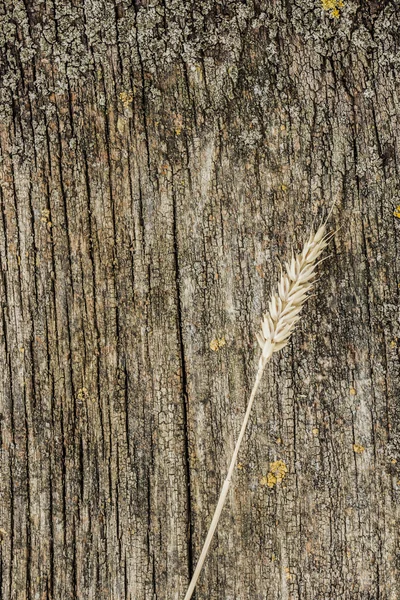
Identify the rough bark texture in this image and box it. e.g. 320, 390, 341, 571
1, 1, 400, 599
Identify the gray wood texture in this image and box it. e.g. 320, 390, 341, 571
1, 1, 400, 598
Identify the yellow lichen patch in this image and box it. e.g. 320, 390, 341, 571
119, 91, 133, 108
210, 337, 226, 351
237, 462, 244, 470
281, 184, 288, 192
350, 386, 357, 396
41, 208, 50, 223
267, 472, 277, 487
312, 427, 319, 436
353, 444, 365, 454
270, 460, 288, 482
390, 340, 397, 349
393, 205, 400, 218
321, 0, 344, 18
261, 460, 288, 488
77, 387, 89, 401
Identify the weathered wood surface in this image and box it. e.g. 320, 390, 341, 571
1, 1, 400, 598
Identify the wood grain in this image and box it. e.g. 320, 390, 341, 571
1, 1, 399, 598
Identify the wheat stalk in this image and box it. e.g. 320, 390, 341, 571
183, 222, 332, 600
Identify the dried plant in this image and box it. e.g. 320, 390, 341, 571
183, 222, 332, 600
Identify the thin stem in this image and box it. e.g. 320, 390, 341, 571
183, 361, 268, 600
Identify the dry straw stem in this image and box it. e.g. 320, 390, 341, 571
183, 222, 332, 600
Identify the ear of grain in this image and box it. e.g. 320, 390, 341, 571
183, 223, 332, 600
257, 223, 330, 368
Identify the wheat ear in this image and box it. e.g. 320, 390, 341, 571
183, 223, 331, 600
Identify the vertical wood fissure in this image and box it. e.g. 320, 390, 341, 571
171, 186, 194, 584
